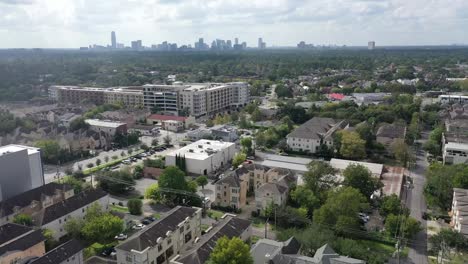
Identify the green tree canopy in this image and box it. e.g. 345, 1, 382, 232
208, 236, 253, 264
342, 164, 382, 200
313, 187, 369, 234
127, 199, 143, 215
159, 166, 188, 190
338, 131, 366, 159
302, 161, 338, 199
232, 152, 247, 168
13, 214, 33, 226
196, 176, 208, 189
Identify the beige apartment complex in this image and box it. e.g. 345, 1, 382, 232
50, 82, 250, 117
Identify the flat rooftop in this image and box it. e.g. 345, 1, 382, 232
85, 119, 126, 128
445, 142, 468, 151
330, 158, 383, 177
167, 140, 234, 160
259, 155, 314, 173
0, 144, 40, 156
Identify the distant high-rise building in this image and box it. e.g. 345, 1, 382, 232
226, 40, 232, 49
235, 38, 239, 45
131, 40, 142, 50
242, 42, 247, 49
111, 31, 116, 49
258, 38, 266, 49
368, 41, 376, 50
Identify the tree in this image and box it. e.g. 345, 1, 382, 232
128, 148, 134, 155
163, 135, 172, 145
196, 176, 208, 190
208, 236, 253, 264
120, 151, 126, 157
140, 143, 150, 151
232, 152, 247, 168
159, 166, 188, 191
313, 187, 369, 234
133, 165, 144, 179
96, 158, 102, 166
98, 169, 136, 194
13, 214, 33, 226
385, 214, 421, 239
104, 156, 109, 163
35, 140, 61, 163
391, 139, 414, 167
240, 137, 253, 156
42, 229, 58, 251
250, 108, 263, 122
302, 161, 337, 199
86, 162, 94, 168
342, 164, 382, 200
145, 183, 162, 201
380, 194, 406, 217
290, 186, 319, 216
429, 228, 468, 253
64, 218, 84, 238
111, 155, 118, 160
151, 138, 159, 146
127, 199, 143, 215
81, 213, 123, 243
61, 175, 84, 193
338, 131, 366, 159
69, 117, 89, 132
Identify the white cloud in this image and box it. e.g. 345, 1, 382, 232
0, 0, 467, 48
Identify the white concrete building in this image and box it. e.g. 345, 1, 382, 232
439, 95, 468, 104
116, 206, 202, 264
165, 140, 236, 175
85, 119, 127, 136
443, 133, 468, 164
40, 188, 109, 240
0, 145, 44, 201
330, 158, 383, 181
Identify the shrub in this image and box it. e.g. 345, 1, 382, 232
127, 199, 143, 215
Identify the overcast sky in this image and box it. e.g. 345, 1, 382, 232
0, 0, 467, 48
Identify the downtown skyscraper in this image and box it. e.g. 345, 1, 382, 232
111, 31, 117, 49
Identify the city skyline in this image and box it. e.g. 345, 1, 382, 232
0, 0, 468, 48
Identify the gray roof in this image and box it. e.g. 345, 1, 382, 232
174, 216, 251, 264
0, 223, 45, 257
30, 239, 83, 264
216, 174, 241, 188
117, 206, 198, 252
257, 183, 288, 195
287, 117, 345, 140
376, 123, 406, 139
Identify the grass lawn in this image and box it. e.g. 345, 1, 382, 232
110, 204, 129, 213
357, 239, 397, 259
207, 209, 224, 220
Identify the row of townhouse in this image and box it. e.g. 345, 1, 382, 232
214, 163, 296, 212
0, 223, 84, 264
0, 182, 110, 240
115, 206, 251, 264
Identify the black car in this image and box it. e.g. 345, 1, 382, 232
141, 219, 151, 225
101, 247, 116, 257
145, 216, 156, 222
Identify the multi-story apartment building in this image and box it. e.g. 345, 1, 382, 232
51, 82, 250, 118
215, 164, 296, 211
51, 86, 143, 107
116, 206, 202, 264
286, 117, 348, 153
451, 188, 468, 237
0, 144, 45, 201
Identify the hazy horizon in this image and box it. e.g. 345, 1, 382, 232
1, 0, 467, 49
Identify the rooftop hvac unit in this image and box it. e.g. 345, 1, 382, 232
189, 149, 194, 153
198, 145, 203, 148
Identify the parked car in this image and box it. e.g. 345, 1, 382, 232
141, 219, 151, 225
114, 233, 128, 240
133, 224, 145, 230
145, 216, 156, 222
101, 247, 116, 257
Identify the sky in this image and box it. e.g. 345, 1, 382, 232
0, 0, 467, 48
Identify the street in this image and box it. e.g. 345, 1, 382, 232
406, 134, 429, 264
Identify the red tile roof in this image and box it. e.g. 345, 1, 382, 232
328, 93, 345, 100
147, 114, 187, 122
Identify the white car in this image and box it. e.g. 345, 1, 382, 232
114, 233, 128, 240
133, 224, 145, 230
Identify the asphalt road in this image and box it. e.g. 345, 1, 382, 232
406, 137, 429, 264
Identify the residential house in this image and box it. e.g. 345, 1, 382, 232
170, 214, 251, 264
58, 113, 81, 128
451, 188, 468, 237
0, 182, 74, 225
39, 188, 109, 240
29, 239, 84, 264
85, 119, 127, 136
116, 206, 202, 264
214, 174, 248, 209
0, 223, 46, 264
286, 117, 348, 153
376, 123, 407, 152
251, 238, 365, 264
